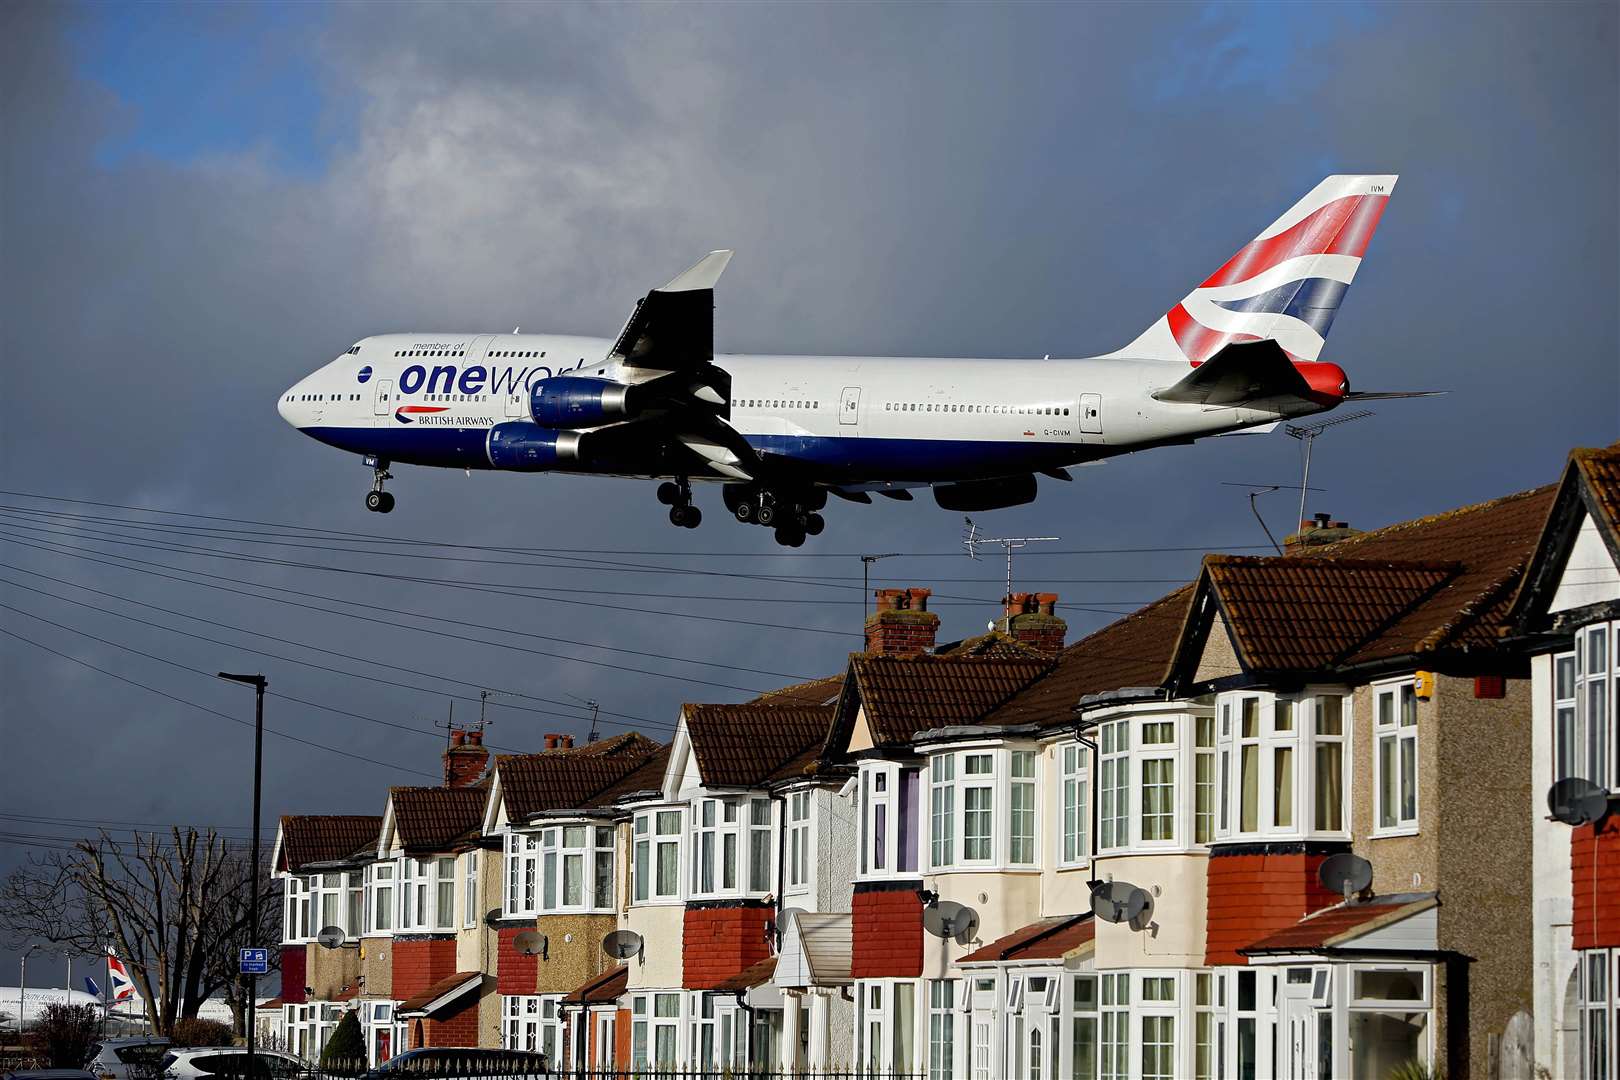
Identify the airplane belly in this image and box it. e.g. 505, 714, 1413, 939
748, 432, 1083, 482
304, 424, 496, 469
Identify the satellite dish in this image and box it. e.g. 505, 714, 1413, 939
483, 908, 503, 929
922, 901, 980, 945
1318, 853, 1374, 900
600, 930, 644, 961
1549, 777, 1611, 826
512, 931, 545, 957
1089, 881, 1150, 926
316, 926, 347, 950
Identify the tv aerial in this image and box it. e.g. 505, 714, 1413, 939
1285, 409, 1372, 530
601, 929, 644, 962
1221, 481, 1325, 556
316, 926, 356, 951
1317, 853, 1375, 901
512, 930, 546, 958
1548, 777, 1610, 826
922, 900, 981, 946
962, 518, 1059, 600
1089, 880, 1155, 932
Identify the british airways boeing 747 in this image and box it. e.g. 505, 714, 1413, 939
279, 175, 1425, 546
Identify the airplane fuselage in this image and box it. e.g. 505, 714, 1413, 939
280, 333, 1323, 486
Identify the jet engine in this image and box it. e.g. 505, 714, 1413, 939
487, 422, 582, 471
530, 377, 635, 429
932, 474, 1038, 511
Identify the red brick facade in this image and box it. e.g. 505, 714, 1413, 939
865, 589, 940, 656
496, 925, 540, 994
1205, 849, 1340, 965
851, 882, 924, 979
392, 936, 458, 1000
420, 996, 480, 1048
682, 904, 773, 989
279, 945, 307, 1004
1572, 815, 1620, 950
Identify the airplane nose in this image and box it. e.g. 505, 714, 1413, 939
277, 384, 299, 427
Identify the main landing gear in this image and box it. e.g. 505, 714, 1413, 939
365, 459, 395, 514
657, 479, 702, 529
724, 486, 826, 547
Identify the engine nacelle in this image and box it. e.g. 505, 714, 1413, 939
486, 422, 581, 472
933, 474, 1038, 512
530, 377, 632, 429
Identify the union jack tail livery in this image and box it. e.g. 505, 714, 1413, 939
106, 950, 135, 1003
1115, 174, 1397, 365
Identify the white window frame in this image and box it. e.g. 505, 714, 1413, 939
632, 808, 685, 905
859, 762, 921, 880
1557, 649, 1580, 784
1058, 741, 1089, 867
1373, 680, 1420, 835
501, 994, 563, 1059
503, 831, 541, 918
1575, 621, 1618, 791
1214, 691, 1351, 842
1009, 750, 1037, 865
630, 991, 683, 1070
928, 978, 958, 1080
925, 744, 1040, 871
930, 754, 955, 870
689, 797, 773, 900
1138, 717, 1178, 846
1098, 721, 1130, 852
855, 978, 920, 1076
365, 862, 394, 936
786, 790, 812, 891
538, 822, 615, 914
1580, 948, 1619, 1080
463, 851, 479, 929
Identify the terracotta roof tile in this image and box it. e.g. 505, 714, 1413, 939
278, 815, 383, 871
707, 956, 778, 993
685, 705, 836, 787
749, 675, 844, 708
849, 654, 1055, 745
1204, 556, 1459, 672
562, 965, 628, 1005
957, 915, 1095, 964
582, 745, 672, 807
496, 738, 665, 821
1574, 445, 1620, 535
388, 787, 487, 853
1240, 896, 1437, 954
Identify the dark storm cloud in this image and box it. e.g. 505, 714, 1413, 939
1, 0, 1615, 980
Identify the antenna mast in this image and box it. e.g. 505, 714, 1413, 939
962, 517, 1060, 599
1284, 410, 1372, 531
860, 553, 903, 621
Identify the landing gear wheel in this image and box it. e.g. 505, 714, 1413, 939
683, 507, 702, 529
733, 501, 755, 524
656, 481, 681, 506
365, 491, 385, 513
669, 505, 691, 527
774, 525, 805, 548
756, 503, 776, 527
366, 459, 394, 513
803, 512, 825, 536
376, 492, 395, 514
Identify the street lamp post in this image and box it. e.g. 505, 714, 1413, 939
18, 944, 39, 1039
217, 673, 266, 1072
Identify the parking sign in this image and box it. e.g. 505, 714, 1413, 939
239, 948, 269, 974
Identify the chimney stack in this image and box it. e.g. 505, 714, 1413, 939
544, 733, 561, 750
560, 734, 575, 749
1284, 513, 1361, 550
865, 587, 940, 657
443, 727, 489, 788
1000, 592, 1067, 655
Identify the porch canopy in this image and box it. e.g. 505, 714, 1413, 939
1238, 894, 1439, 962
955, 913, 1095, 968
774, 911, 853, 989
397, 971, 483, 1019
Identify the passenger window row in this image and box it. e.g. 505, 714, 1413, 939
287, 394, 363, 402
395, 349, 466, 357
490, 350, 546, 358
729, 399, 820, 410
885, 401, 1071, 416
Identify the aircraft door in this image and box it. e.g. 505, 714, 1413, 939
839, 386, 861, 426
373, 380, 394, 416
1079, 393, 1102, 434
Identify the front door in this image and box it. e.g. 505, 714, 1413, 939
1280, 974, 1319, 1080
1080, 393, 1102, 434
839, 386, 861, 426
593, 1012, 614, 1070
373, 379, 394, 416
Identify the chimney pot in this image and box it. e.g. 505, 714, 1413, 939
560, 735, 575, 749
1000, 591, 1067, 656
466, 729, 482, 746
442, 728, 489, 788
865, 586, 941, 656
544, 733, 560, 750
450, 729, 466, 747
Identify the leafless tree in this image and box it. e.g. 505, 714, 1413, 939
0, 829, 279, 1036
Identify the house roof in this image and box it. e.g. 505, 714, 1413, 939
749, 674, 844, 708
707, 957, 778, 994
1507, 445, 1620, 633
1574, 445, 1620, 534
396, 971, 483, 1016
278, 815, 383, 872
956, 914, 1095, 965
1195, 556, 1459, 673
1239, 895, 1438, 954
495, 735, 664, 821
839, 654, 1055, 748
561, 965, 628, 1006
388, 787, 487, 853
584, 745, 672, 806
683, 704, 836, 787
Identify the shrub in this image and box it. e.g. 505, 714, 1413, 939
171, 1017, 235, 1047
320, 1010, 366, 1077
35, 1002, 101, 1068
1388, 1060, 1445, 1080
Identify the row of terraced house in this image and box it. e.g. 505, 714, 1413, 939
267, 443, 1620, 1079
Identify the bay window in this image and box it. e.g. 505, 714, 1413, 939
503, 831, 541, 917
1375, 681, 1419, 832
1581, 948, 1618, 1080
1558, 650, 1580, 782
1059, 741, 1088, 866
1216, 691, 1351, 840
787, 790, 812, 890
930, 755, 955, 868
856, 979, 918, 1076
347, 874, 364, 936
540, 824, 615, 912
691, 798, 773, 899
632, 809, 684, 903
434, 856, 455, 930
317, 873, 342, 934
1071, 975, 1098, 1080
1194, 715, 1216, 844
928, 980, 956, 1080
1576, 621, 1618, 790
365, 862, 393, 934
963, 754, 994, 862
1099, 972, 1130, 1080
1098, 721, 1129, 851
926, 746, 1040, 868
1009, 751, 1036, 864
463, 851, 479, 929
1349, 966, 1431, 1077
396, 856, 456, 931
1139, 721, 1176, 844
282, 875, 309, 943
1314, 695, 1347, 832
501, 995, 562, 1060
860, 764, 919, 878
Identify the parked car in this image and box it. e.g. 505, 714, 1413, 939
160, 1050, 302, 1080
360, 1049, 551, 1080
84, 1039, 171, 1080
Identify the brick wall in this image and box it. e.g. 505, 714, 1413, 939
422, 993, 480, 1048
682, 903, 772, 990
495, 925, 539, 995
392, 936, 458, 1000
280, 945, 307, 1004
1205, 848, 1340, 966
851, 882, 923, 979
1572, 814, 1620, 950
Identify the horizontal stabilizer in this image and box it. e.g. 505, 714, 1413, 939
1345, 390, 1447, 400
1153, 340, 1309, 406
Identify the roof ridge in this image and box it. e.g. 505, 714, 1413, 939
1208, 553, 1464, 573
1304, 482, 1557, 555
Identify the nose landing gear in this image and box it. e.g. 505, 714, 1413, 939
657, 479, 702, 529
365, 459, 395, 514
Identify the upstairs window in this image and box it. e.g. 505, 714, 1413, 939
365, 863, 393, 934
463, 851, 479, 929
930, 755, 955, 869
540, 824, 615, 913
503, 832, 541, 918
1194, 715, 1216, 844
962, 754, 994, 863
1556, 650, 1579, 783
1217, 691, 1350, 841
1058, 742, 1089, 866
1575, 622, 1617, 790
860, 763, 919, 878
926, 746, 1037, 869
1098, 721, 1129, 851
787, 791, 812, 889
1009, 751, 1036, 864
632, 809, 684, 903
1375, 681, 1420, 833
1139, 721, 1177, 843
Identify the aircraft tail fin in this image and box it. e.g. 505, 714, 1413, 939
1111, 174, 1397, 364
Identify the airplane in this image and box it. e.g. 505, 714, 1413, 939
0, 985, 106, 1029
280, 174, 1428, 546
